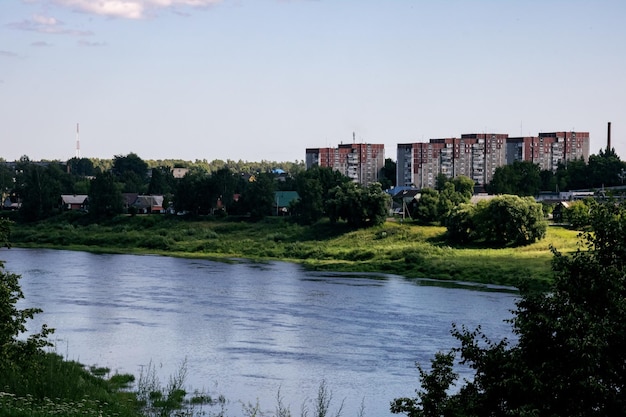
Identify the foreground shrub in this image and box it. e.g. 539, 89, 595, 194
394, 202, 626, 416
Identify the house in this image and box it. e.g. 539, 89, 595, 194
552, 201, 571, 223
469, 193, 498, 204
60, 194, 88, 211
2, 197, 21, 210
132, 195, 164, 214
122, 193, 139, 211
172, 167, 189, 179
273, 191, 299, 215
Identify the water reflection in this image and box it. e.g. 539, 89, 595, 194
3, 248, 517, 417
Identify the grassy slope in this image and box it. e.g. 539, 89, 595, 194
8, 213, 582, 290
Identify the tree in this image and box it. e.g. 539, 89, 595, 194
0, 218, 53, 380
112, 153, 148, 193
172, 171, 212, 216
209, 167, 238, 212
393, 202, 626, 417
473, 195, 547, 246
564, 199, 595, 229
294, 174, 325, 224
435, 173, 450, 192
326, 181, 390, 228
451, 176, 474, 201
411, 177, 474, 226
15, 163, 63, 221
445, 203, 476, 244
379, 158, 397, 190
0, 163, 15, 199
411, 188, 439, 224
241, 172, 276, 220
67, 157, 95, 177
487, 161, 541, 196
88, 171, 123, 218
112, 152, 148, 178
363, 182, 391, 226
588, 148, 625, 188
148, 166, 174, 195
293, 166, 350, 224
560, 158, 589, 190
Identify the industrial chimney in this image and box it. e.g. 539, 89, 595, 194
607, 122, 611, 152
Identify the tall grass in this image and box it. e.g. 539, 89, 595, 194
0, 352, 140, 417
9, 214, 582, 288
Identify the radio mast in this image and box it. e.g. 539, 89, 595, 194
75, 123, 80, 158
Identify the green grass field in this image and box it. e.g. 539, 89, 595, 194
7, 212, 583, 290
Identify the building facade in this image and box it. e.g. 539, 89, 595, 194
397, 133, 508, 188
306, 143, 385, 186
397, 131, 589, 189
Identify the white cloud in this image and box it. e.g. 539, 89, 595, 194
31, 40, 54, 46
8, 15, 92, 36
78, 39, 107, 47
52, 0, 222, 19
32, 14, 59, 25
0, 50, 20, 58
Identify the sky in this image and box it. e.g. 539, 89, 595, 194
1, 0, 625, 163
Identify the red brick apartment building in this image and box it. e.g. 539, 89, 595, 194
397, 131, 589, 189
306, 143, 385, 186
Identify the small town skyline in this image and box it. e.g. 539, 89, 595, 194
1, 1, 624, 163
1, 125, 617, 166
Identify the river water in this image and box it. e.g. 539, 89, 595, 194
2, 248, 518, 417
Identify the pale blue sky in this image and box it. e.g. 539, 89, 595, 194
1, 0, 625, 163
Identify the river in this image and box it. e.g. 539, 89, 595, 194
2, 248, 518, 417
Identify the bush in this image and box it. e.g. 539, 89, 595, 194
445, 203, 475, 244
393, 202, 626, 416
564, 199, 595, 229
446, 195, 547, 247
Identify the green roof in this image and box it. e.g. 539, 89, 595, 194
274, 191, 300, 207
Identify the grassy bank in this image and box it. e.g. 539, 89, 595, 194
0, 352, 140, 417
7, 212, 582, 289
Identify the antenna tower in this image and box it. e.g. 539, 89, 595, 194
75, 123, 80, 158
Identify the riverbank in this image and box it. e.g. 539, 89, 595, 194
7, 213, 581, 289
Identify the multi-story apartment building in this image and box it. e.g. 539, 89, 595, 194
397, 131, 589, 189
306, 142, 385, 186
507, 132, 590, 171
397, 133, 508, 188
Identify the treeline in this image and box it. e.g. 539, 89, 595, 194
0, 154, 391, 228
488, 148, 626, 195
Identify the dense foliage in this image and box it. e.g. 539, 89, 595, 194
379, 158, 397, 190
14, 163, 62, 222
293, 166, 351, 224
447, 195, 547, 246
562, 198, 596, 229
409, 176, 474, 224
2, 154, 306, 222
326, 181, 390, 227
0, 219, 53, 372
489, 148, 626, 193
88, 171, 124, 218
4, 153, 397, 227
393, 202, 626, 416
487, 161, 541, 196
